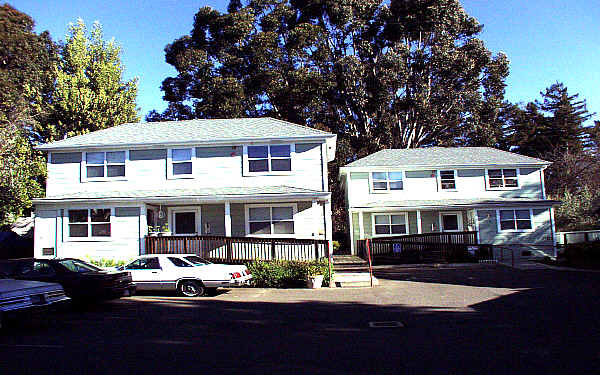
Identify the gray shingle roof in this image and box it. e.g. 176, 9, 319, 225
37, 117, 334, 151
344, 147, 550, 168
356, 198, 559, 209
35, 186, 327, 202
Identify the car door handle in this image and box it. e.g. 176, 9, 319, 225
151, 271, 159, 274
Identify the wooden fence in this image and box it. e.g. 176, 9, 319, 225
145, 235, 329, 263
356, 231, 493, 264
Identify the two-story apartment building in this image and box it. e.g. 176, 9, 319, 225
339, 147, 560, 256
33, 118, 336, 261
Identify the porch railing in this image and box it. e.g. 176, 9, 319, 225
145, 235, 329, 263
356, 231, 493, 263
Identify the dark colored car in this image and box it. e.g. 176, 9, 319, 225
0, 258, 136, 301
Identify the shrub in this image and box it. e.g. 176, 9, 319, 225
246, 258, 332, 288
86, 257, 128, 268
563, 241, 600, 267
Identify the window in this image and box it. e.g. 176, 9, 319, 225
244, 144, 293, 174
497, 209, 533, 231
68, 208, 111, 239
125, 257, 161, 270
246, 205, 296, 236
168, 257, 193, 267
438, 170, 456, 190
487, 169, 518, 189
168, 148, 194, 178
371, 172, 403, 191
373, 213, 408, 236
84, 151, 126, 180
58, 259, 99, 273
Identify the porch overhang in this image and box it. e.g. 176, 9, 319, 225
349, 198, 561, 212
33, 186, 331, 205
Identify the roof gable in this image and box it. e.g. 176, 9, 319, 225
37, 117, 334, 151
344, 147, 550, 168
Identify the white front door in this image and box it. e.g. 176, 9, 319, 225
440, 212, 463, 232
36, 210, 57, 257
169, 207, 201, 235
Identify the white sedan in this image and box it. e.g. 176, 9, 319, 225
121, 254, 252, 297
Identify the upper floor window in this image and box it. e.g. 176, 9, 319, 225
373, 213, 408, 236
438, 170, 457, 190
68, 208, 111, 239
371, 171, 403, 192
487, 169, 518, 189
168, 148, 195, 179
246, 204, 296, 236
497, 209, 532, 231
243, 144, 293, 175
83, 151, 126, 181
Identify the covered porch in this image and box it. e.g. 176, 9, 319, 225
139, 186, 333, 261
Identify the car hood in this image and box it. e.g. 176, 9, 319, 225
0, 279, 63, 299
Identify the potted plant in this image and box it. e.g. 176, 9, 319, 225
306, 266, 324, 289
148, 226, 159, 237
158, 223, 171, 236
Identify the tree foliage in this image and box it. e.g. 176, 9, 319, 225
149, 0, 509, 236
0, 4, 55, 224
42, 19, 139, 141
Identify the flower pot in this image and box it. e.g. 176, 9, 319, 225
306, 275, 324, 289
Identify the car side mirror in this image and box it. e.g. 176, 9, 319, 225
117, 266, 125, 271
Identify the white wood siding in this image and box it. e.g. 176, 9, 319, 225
347, 167, 545, 207
46, 142, 326, 196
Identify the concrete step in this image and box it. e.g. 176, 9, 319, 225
331, 272, 378, 288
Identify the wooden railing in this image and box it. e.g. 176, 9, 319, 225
145, 235, 329, 263
356, 231, 493, 264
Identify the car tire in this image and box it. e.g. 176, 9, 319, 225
178, 280, 204, 297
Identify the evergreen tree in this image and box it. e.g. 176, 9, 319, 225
0, 4, 55, 224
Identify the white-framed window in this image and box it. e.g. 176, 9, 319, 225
66, 208, 112, 240
242, 144, 294, 175
370, 171, 404, 192
81, 151, 127, 181
439, 211, 463, 232
486, 168, 519, 189
372, 213, 408, 236
245, 204, 297, 236
167, 148, 195, 179
168, 207, 201, 235
438, 170, 457, 191
497, 208, 533, 232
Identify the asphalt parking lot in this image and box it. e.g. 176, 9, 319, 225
1, 264, 599, 374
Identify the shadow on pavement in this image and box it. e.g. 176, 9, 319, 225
1, 267, 599, 375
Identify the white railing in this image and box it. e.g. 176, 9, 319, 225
556, 230, 600, 245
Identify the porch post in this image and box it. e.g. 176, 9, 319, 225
224, 201, 232, 237
416, 210, 422, 234
358, 211, 365, 239
324, 199, 333, 243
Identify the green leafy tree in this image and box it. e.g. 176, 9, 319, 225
43, 19, 139, 141
150, 0, 508, 237
0, 4, 56, 224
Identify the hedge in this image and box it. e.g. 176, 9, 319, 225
246, 258, 332, 288
563, 241, 600, 268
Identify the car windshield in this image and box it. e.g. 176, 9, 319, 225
183, 256, 211, 266
59, 259, 100, 273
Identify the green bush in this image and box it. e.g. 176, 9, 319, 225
332, 241, 341, 253
86, 257, 128, 268
246, 259, 332, 288
564, 241, 600, 267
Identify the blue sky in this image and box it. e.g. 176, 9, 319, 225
12, 0, 600, 122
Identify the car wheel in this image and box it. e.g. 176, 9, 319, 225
178, 280, 204, 297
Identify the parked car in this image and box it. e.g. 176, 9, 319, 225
121, 254, 252, 297
0, 273, 70, 329
0, 258, 136, 301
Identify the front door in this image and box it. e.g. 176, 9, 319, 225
169, 207, 200, 235
124, 257, 163, 290
440, 212, 463, 232
36, 210, 57, 257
